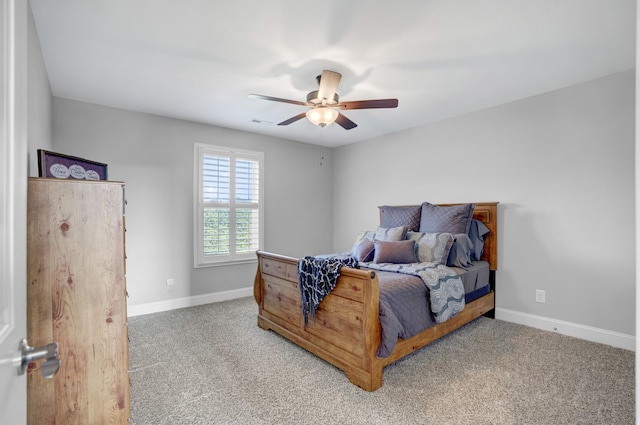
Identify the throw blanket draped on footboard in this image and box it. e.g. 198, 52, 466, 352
298, 256, 358, 325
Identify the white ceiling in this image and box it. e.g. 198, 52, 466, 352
29, 0, 636, 148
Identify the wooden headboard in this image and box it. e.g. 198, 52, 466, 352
379, 202, 499, 271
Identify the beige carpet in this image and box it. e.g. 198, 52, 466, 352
127, 297, 634, 425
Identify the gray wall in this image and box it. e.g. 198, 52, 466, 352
50, 99, 334, 307
27, 2, 52, 165
333, 70, 635, 336
26, 2, 635, 336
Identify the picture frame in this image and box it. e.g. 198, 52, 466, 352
37, 149, 108, 181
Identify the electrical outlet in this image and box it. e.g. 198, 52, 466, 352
166, 278, 175, 288
535, 289, 546, 303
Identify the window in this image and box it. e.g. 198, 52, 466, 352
194, 143, 264, 267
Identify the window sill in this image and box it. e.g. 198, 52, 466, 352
194, 258, 258, 268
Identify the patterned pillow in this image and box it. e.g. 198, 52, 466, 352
373, 240, 417, 264
379, 205, 421, 232
419, 202, 476, 235
406, 231, 454, 264
374, 226, 408, 242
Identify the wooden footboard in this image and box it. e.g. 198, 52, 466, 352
254, 251, 495, 391
254, 251, 384, 390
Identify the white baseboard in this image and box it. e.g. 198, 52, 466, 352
128, 294, 635, 351
496, 308, 635, 351
127, 287, 254, 317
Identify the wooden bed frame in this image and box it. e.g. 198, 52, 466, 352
254, 202, 498, 391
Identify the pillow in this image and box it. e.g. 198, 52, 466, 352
419, 202, 476, 235
373, 240, 417, 264
446, 234, 474, 269
406, 231, 454, 264
379, 205, 421, 232
353, 230, 375, 245
374, 226, 408, 242
468, 219, 490, 261
352, 238, 375, 262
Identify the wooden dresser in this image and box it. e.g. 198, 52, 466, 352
26, 178, 130, 424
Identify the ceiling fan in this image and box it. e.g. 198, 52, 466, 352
248, 70, 398, 130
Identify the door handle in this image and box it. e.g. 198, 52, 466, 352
18, 339, 60, 379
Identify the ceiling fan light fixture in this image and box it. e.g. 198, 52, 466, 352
306, 107, 338, 127
249, 69, 397, 130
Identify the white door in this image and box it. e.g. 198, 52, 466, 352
0, 0, 28, 423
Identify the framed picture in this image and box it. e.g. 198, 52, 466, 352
37, 149, 108, 181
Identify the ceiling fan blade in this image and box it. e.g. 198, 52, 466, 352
335, 113, 357, 130
278, 112, 307, 126
317, 70, 342, 104
336, 99, 399, 110
248, 94, 309, 107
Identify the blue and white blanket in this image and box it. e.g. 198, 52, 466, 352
298, 255, 358, 325
362, 261, 465, 323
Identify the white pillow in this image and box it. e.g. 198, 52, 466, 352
374, 226, 407, 242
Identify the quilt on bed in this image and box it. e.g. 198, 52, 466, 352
375, 272, 432, 357
302, 253, 466, 358
362, 261, 465, 323
361, 261, 465, 358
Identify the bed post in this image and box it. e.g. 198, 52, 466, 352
345, 270, 383, 392
483, 271, 496, 319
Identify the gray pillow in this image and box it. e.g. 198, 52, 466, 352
468, 219, 490, 261
447, 234, 474, 270
406, 231, 454, 264
419, 202, 476, 235
352, 238, 375, 262
379, 205, 421, 232
373, 240, 417, 264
